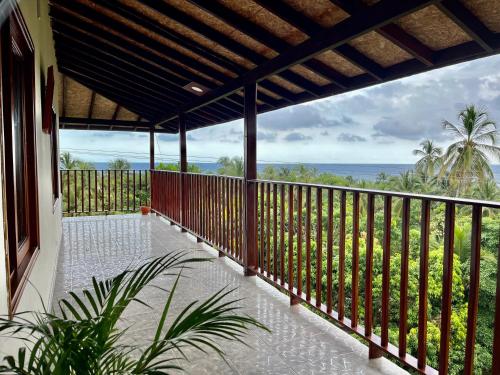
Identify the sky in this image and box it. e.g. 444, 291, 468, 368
60, 54, 500, 165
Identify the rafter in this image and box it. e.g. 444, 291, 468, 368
87, 91, 96, 119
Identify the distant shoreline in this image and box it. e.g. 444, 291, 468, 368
86, 162, 500, 183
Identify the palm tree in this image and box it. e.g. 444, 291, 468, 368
376, 172, 389, 184
217, 156, 244, 177
440, 105, 500, 193
60, 151, 78, 170
413, 139, 442, 177
108, 158, 131, 170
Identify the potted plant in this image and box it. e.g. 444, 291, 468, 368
137, 189, 151, 215
0, 252, 268, 374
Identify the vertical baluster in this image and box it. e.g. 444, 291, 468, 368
352, 191, 360, 328
260, 183, 265, 272
266, 182, 271, 276
399, 197, 410, 357
215, 177, 219, 246
67, 170, 70, 213
101, 170, 104, 212
94, 170, 97, 212
492, 234, 500, 374
280, 184, 285, 285
306, 186, 312, 301
288, 185, 294, 291
139, 170, 142, 206
297, 186, 303, 296
365, 193, 376, 337
227, 178, 234, 255
74, 170, 77, 213
338, 190, 346, 320
464, 205, 482, 375
418, 199, 431, 370
107, 170, 110, 212
315, 188, 323, 308
381, 196, 392, 347
114, 171, 117, 211
439, 202, 455, 374
88, 170, 91, 213
133, 171, 136, 212
273, 184, 278, 281
81, 170, 84, 213
326, 189, 334, 314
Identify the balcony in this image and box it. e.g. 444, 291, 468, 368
55, 214, 407, 374
57, 169, 500, 374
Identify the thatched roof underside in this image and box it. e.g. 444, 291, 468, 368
50, 0, 500, 134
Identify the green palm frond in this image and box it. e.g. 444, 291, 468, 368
0, 252, 268, 375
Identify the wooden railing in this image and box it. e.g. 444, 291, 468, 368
61, 169, 150, 215
151, 170, 500, 374
151, 171, 244, 263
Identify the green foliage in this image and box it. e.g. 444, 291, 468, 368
0, 253, 268, 374
217, 156, 244, 177
108, 158, 131, 171
156, 162, 202, 173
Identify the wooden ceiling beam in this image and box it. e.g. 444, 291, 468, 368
436, 0, 496, 52
112, 104, 121, 121
87, 91, 96, 119
329, 0, 434, 65
156, 0, 438, 126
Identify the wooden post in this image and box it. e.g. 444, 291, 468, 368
179, 113, 187, 232
149, 127, 155, 170
243, 83, 257, 276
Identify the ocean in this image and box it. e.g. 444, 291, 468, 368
92, 162, 500, 183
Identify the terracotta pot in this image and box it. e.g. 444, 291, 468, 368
140, 206, 151, 215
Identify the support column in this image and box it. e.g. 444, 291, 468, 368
243, 83, 257, 276
150, 127, 154, 209
179, 113, 187, 232
149, 127, 155, 170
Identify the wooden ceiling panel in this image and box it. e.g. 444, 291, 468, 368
315, 50, 365, 77
165, 0, 277, 59
460, 0, 500, 33
92, 94, 117, 119
65, 78, 92, 118
396, 5, 472, 50
349, 31, 414, 68
218, 0, 308, 45
116, 107, 139, 121
283, 0, 349, 28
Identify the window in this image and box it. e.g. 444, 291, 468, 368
51, 108, 59, 203
1, 6, 39, 312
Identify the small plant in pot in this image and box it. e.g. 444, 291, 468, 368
137, 189, 151, 215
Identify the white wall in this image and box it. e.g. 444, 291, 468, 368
0, 0, 62, 357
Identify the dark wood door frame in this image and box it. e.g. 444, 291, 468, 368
0, 4, 39, 315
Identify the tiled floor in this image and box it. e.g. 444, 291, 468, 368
53, 214, 408, 375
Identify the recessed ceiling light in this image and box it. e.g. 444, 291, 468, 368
183, 82, 208, 96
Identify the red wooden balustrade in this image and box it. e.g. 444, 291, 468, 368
153, 170, 500, 375
61, 169, 149, 214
